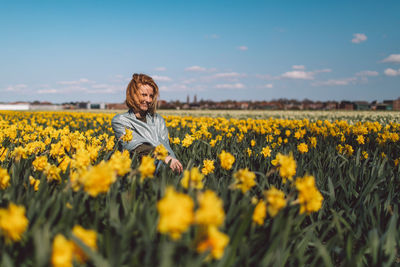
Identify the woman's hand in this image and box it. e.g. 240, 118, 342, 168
164, 156, 183, 173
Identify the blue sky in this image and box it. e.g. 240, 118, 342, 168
1, 0, 399, 103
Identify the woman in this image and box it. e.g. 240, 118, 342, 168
111, 73, 183, 173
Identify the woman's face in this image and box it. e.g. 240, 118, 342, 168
136, 84, 154, 113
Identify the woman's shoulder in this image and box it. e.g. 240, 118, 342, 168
152, 113, 166, 123
111, 111, 131, 124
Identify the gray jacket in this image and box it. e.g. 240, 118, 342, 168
111, 110, 176, 159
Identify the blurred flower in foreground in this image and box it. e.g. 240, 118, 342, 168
81, 161, 116, 197
264, 186, 286, 217
195, 190, 225, 227
196, 226, 229, 260
218, 150, 235, 170
122, 128, 133, 142
271, 153, 296, 183
154, 144, 168, 161
252, 199, 267, 225
51, 234, 74, 267
0, 203, 29, 242
201, 159, 215, 175
232, 168, 256, 193
157, 187, 194, 240
72, 225, 98, 264
109, 150, 131, 176
0, 167, 10, 189
181, 167, 205, 189
295, 175, 323, 214
139, 155, 155, 181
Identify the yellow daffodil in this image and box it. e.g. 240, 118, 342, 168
181, 167, 205, 189
232, 168, 256, 194
139, 155, 155, 181
0, 167, 10, 189
295, 175, 323, 214
157, 187, 194, 240
218, 150, 235, 170
0, 203, 29, 242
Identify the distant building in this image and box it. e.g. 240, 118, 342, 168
90, 102, 106, 109
77, 102, 90, 109
30, 101, 62, 110
239, 102, 249, 109
393, 98, 400, 111
106, 103, 127, 110
354, 101, 370, 110
383, 100, 394, 110
339, 101, 354, 110
324, 101, 338, 110
0, 103, 30, 110
375, 103, 392, 111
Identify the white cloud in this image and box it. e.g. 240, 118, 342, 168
57, 78, 91, 85
238, 46, 248, 51
384, 68, 400, 76
185, 66, 207, 72
281, 68, 331, 80
213, 72, 245, 79
263, 84, 274, 88
292, 65, 305, 70
152, 75, 172, 82
215, 83, 245, 89
154, 67, 167, 71
355, 70, 379, 77
352, 33, 367, 44
282, 71, 314, 80
382, 54, 400, 63
37, 89, 58, 94
4, 84, 27, 92
312, 77, 357, 86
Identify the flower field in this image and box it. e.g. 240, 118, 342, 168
0, 110, 399, 266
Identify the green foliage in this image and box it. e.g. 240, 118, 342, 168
0, 111, 399, 266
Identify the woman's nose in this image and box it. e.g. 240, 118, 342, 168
145, 96, 152, 102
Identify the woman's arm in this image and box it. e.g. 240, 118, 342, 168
157, 115, 183, 173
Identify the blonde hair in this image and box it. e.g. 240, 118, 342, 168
125, 73, 159, 115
